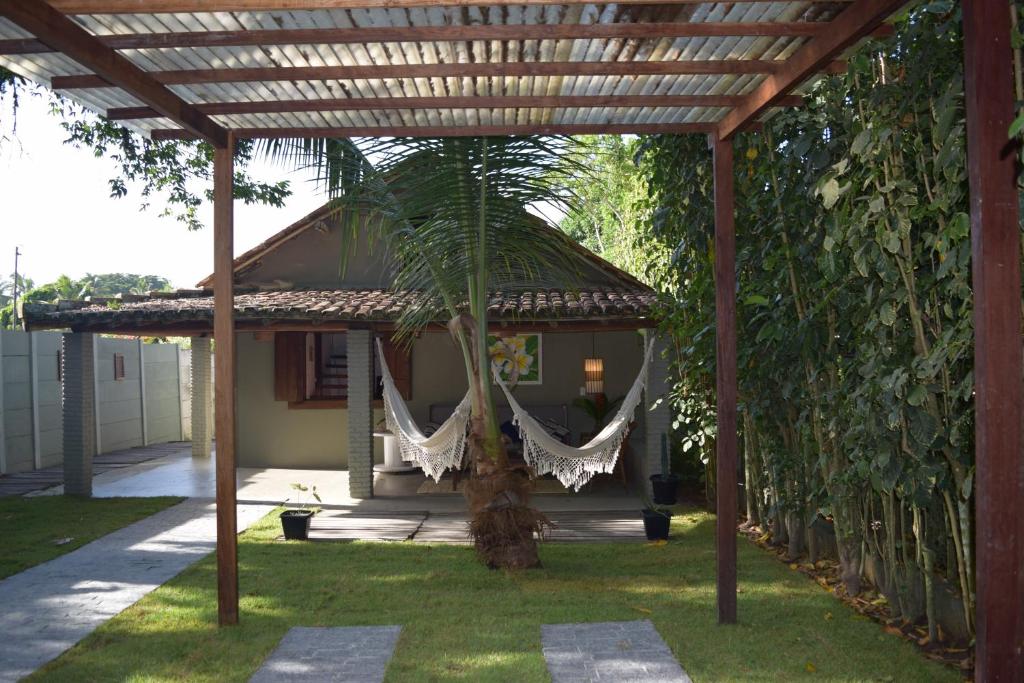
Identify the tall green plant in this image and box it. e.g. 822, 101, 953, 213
624, 0, 985, 642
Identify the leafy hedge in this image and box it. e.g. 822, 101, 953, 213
626, 1, 997, 642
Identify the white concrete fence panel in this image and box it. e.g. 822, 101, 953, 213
0, 330, 188, 475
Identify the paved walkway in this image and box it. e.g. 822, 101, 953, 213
542, 620, 692, 683
250, 626, 402, 683
0, 498, 270, 682
0, 442, 189, 497
307, 509, 647, 543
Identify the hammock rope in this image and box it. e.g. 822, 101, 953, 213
493, 338, 656, 491
376, 337, 656, 491
376, 339, 472, 482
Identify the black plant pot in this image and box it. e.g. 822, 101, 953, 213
649, 474, 680, 506
642, 509, 672, 541
280, 509, 314, 540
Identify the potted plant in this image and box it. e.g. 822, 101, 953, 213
280, 483, 322, 541
649, 434, 680, 505
641, 494, 672, 541
572, 393, 624, 442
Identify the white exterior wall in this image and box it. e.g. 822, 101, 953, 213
1, 331, 35, 473
144, 343, 183, 444
179, 347, 191, 441
234, 328, 647, 471
32, 332, 64, 469
95, 337, 144, 453
0, 330, 186, 474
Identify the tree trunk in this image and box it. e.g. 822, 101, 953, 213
450, 313, 550, 570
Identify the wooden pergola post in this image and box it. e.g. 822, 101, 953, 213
213, 133, 238, 626
963, 2, 1024, 679
712, 134, 738, 625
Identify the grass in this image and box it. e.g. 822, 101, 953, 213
31, 509, 958, 682
0, 495, 184, 579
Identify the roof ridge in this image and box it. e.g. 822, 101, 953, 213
195, 200, 652, 293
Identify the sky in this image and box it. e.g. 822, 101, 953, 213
0, 90, 327, 290
0, 88, 569, 292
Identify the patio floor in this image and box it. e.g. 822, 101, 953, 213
31, 442, 644, 516
0, 442, 188, 497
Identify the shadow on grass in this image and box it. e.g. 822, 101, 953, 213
30, 510, 960, 683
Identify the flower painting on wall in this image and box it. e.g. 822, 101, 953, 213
488, 333, 542, 385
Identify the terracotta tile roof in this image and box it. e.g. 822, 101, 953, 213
23, 287, 657, 331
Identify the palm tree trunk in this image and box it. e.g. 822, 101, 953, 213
460, 137, 548, 569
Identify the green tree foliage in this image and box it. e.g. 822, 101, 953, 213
558, 135, 650, 280
2, 272, 173, 328
0, 76, 291, 231
590, 1, 992, 642
74, 272, 173, 297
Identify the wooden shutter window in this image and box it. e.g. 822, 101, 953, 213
274, 331, 306, 402
382, 336, 413, 400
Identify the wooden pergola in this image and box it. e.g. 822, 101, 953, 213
0, 1, 1019, 679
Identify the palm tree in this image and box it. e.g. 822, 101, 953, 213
270, 136, 591, 568
51, 274, 83, 300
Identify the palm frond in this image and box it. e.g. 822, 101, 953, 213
259, 135, 596, 342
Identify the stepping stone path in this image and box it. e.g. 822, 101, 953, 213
0, 499, 270, 682
542, 620, 691, 683
250, 626, 402, 683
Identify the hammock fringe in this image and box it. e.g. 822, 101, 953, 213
376, 340, 472, 482
377, 338, 657, 491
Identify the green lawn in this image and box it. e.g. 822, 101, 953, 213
0, 495, 184, 579
31, 509, 958, 682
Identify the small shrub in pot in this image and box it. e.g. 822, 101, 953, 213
649, 434, 680, 506
280, 483, 321, 541
641, 495, 672, 541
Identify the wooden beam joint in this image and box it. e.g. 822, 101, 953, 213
0, 0, 227, 147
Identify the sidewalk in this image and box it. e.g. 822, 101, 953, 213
0, 498, 270, 682
0, 442, 190, 497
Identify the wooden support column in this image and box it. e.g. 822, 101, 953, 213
213, 133, 238, 626
712, 135, 738, 625
964, 2, 1024, 679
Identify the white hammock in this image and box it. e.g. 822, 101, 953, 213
376, 339, 472, 482
494, 338, 656, 491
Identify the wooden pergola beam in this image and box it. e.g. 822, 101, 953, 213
49, 0, 855, 11
0, 23, 892, 56
717, 0, 907, 140
212, 133, 238, 626
0, 0, 227, 147
711, 134, 738, 625
151, 122, 759, 140
964, 0, 1024, 679
52, 59, 847, 90
108, 94, 804, 122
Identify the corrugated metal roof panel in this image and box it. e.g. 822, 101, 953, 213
0, 2, 859, 137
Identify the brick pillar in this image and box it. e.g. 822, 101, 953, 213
63, 333, 95, 497
347, 329, 374, 498
643, 332, 672, 496
191, 336, 212, 458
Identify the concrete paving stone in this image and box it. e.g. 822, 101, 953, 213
249, 626, 402, 683
541, 620, 691, 683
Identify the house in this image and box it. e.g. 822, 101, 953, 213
22, 202, 671, 498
